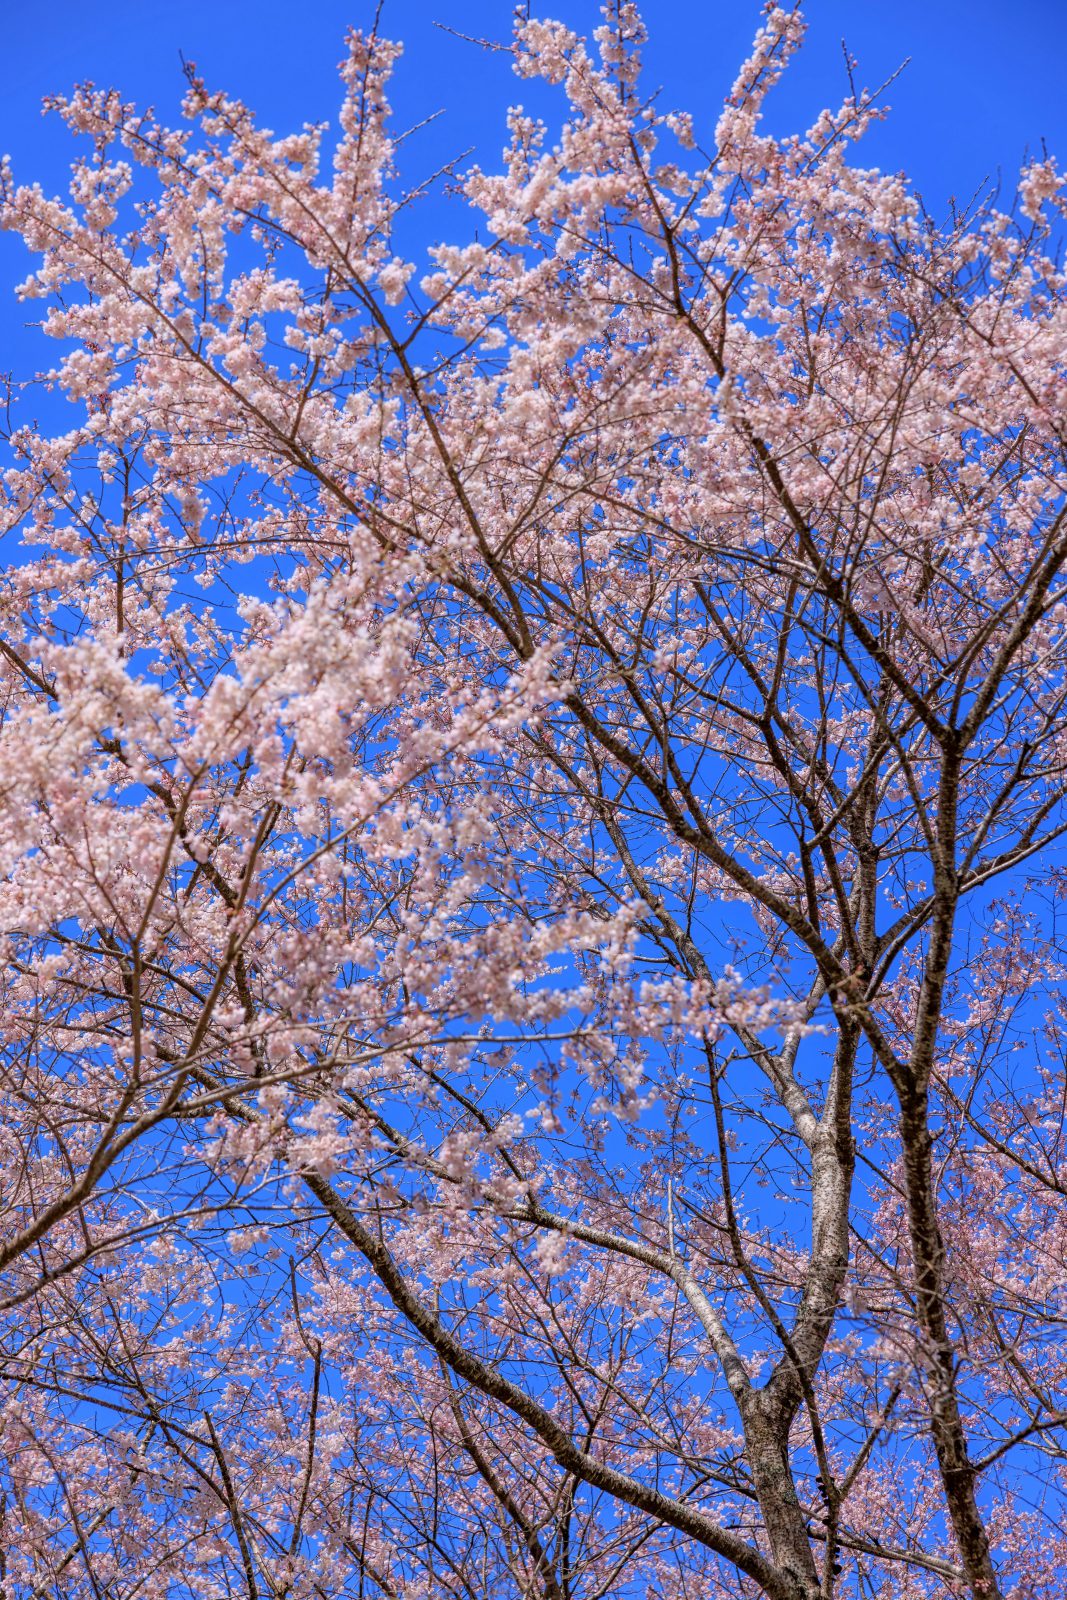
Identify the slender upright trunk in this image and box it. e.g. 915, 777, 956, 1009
740, 1389, 822, 1600
898, 1084, 1003, 1600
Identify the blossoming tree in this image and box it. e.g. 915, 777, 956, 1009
1, 4, 1066, 1597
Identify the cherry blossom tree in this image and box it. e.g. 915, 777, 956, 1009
1, 4, 1066, 1597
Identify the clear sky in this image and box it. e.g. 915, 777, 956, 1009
2, 0, 1066, 376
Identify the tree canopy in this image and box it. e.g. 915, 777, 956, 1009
1, 6, 1066, 1597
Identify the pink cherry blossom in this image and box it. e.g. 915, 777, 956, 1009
0, 5, 1065, 1599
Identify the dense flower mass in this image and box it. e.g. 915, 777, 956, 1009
1, 4, 1066, 1597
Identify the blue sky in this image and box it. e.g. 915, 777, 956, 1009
2, 0, 1066, 377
